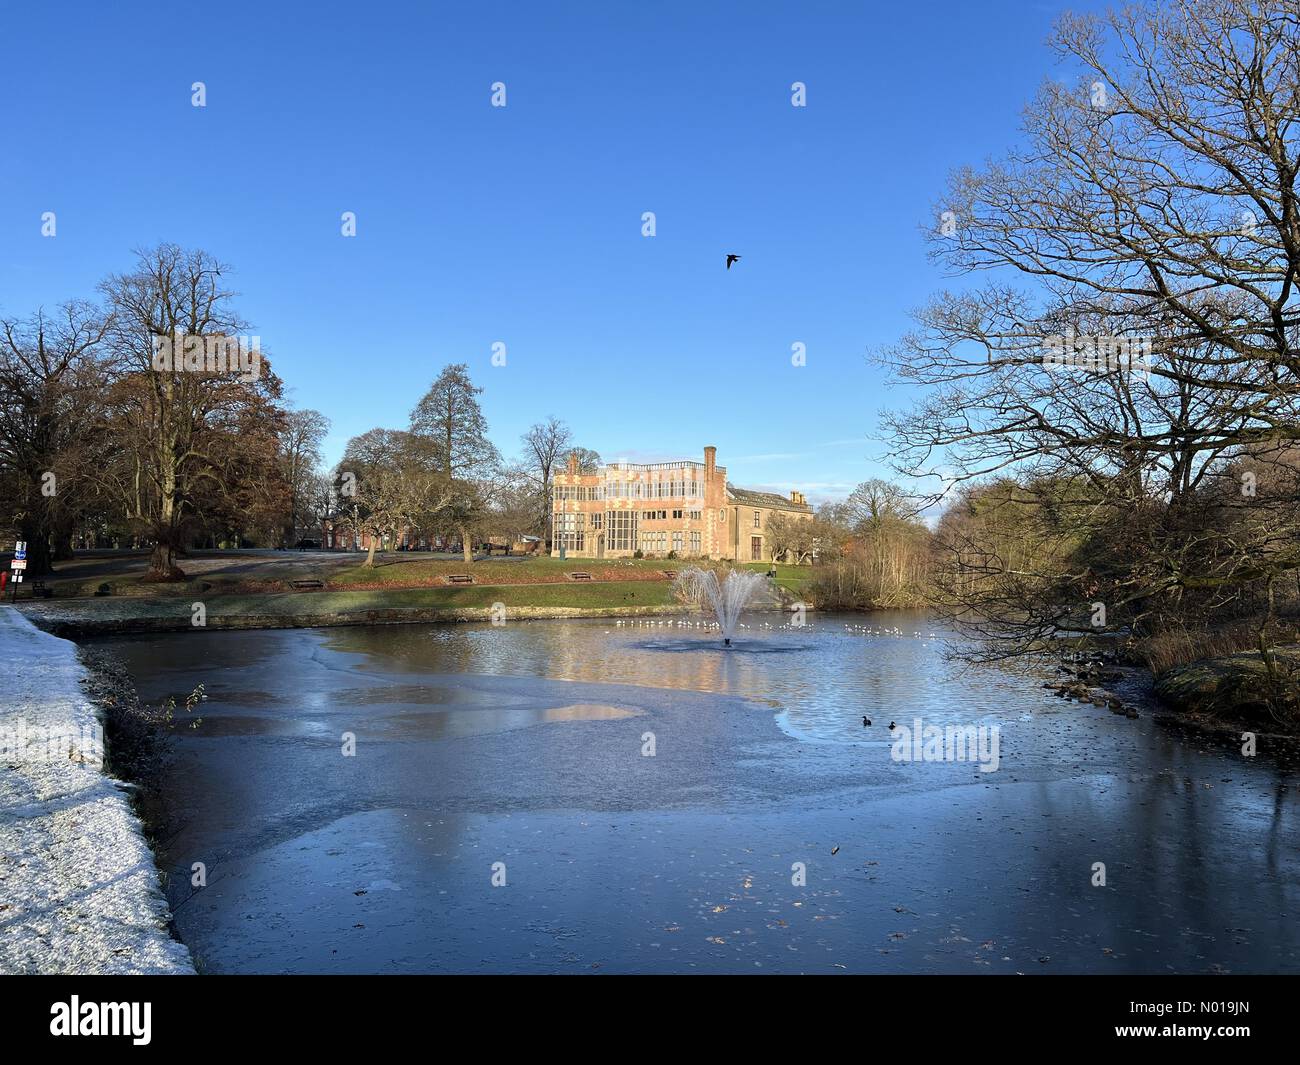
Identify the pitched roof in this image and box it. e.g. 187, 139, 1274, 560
726, 483, 813, 514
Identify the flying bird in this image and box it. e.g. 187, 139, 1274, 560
725, 254, 741, 270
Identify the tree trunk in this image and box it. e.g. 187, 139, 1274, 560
365, 537, 377, 568
51, 521, 74, 561
146, 448, 186, 580
460, 526, 473, 563
147, 540, 185, 580
17, 518, 53, 578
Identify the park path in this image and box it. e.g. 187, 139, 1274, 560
0, 607, 192, 974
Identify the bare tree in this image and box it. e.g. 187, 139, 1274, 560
481, 462, 536, 553
281, 408, 330, 545
764, 511, 815, 564
877, 0, 1300, 656
0, 302, 109, 576
568, 447, 601, 474
338, 429, 454, 567
521, 417, 572, 545
98, 244, 282, 579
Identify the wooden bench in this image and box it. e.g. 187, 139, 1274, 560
290, 579, 324, 590
445, 574, 474, 584
568, 572, 592, 581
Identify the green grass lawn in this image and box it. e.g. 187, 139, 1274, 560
34, 549, 815, 603
326, 554, 681, 587
21, 559, 824, 633
25, 580, 680, 621
329, 555, 815, 590
330, 580, 680, 610
739, 561, 814, 595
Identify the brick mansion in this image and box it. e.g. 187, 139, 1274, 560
551, 446, 813, 560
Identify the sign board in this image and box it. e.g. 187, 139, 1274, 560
14, 541, 26, 561
10, 560, 27, 570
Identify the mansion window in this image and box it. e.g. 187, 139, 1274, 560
555, 484, 603, 502
687, 510, 701, 520
672, 509, 682, 519
753, 510, 761, 528
648, 479, 691, 499
555, 512, 585, 552
639, 531, 668, 554
606, 510, 637, 551
689, 531, 701, 554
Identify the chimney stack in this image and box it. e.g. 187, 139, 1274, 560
704, 446, 716, 480
566, 452, 579, 475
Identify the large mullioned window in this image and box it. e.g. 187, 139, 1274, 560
555, 512, 585, 552
606, 510, 637, 551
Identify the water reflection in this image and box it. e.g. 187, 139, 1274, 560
90, 614, 1300, 974
321, 612, 1055, 744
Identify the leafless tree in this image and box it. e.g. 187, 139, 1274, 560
521, 417, 572, 545
877, 0, 1300, 657
0, 302, 109, 575
338, 429, 456, 567
280, 408, 330, 545
98, 244, 282, 579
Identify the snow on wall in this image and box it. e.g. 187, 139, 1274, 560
0, 607, 193, 974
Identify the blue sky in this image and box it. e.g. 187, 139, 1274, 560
0, 0, 1105, 503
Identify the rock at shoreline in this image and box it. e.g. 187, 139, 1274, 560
1155, 646, 1300, 726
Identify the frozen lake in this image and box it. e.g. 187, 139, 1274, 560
96, 611, 1300, 973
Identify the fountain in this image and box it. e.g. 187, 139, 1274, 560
676, 567, 768, 646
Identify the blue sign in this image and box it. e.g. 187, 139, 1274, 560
14, 541, 25, 561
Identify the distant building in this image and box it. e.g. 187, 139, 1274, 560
551, 446, 813, 560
